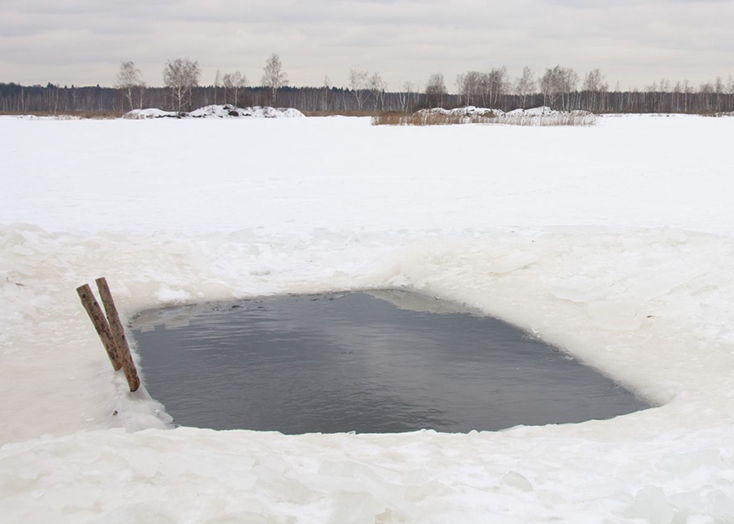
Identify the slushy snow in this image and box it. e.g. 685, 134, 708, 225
1, 115, 734, 523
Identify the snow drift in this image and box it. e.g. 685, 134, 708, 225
124, 104, 305, 119
418, 106, 500, 117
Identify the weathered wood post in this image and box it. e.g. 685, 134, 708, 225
95, 277, 141, 392
77, 284, 121, 371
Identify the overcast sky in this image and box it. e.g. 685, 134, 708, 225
1, 0, 733, 91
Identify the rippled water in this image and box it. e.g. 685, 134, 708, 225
130, 291, 647, 434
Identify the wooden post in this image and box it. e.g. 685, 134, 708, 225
96, 277, 141, 392
77, 284, 121, 371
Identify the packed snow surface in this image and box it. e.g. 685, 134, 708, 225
2, 115, 734, 523
124, 104, 304, 119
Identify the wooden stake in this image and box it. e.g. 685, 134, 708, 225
77, 284, 121, 371
96, 277, 141, 392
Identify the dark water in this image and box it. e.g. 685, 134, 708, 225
130, 291, 647, 434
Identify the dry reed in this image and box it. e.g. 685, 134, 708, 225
372, 110, 597, 127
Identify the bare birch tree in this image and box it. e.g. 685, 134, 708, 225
582, 69, 608, 92
458, 71, 483, 106
349, 69, 370, 110
163, 58, 201, 111
322, 76, 330, 111
116, 61, 145, 111
368, 72, 387, 111
486, 67, 508, 108
514, 67, 535, 108
455, 74, 465, 106
540, 65, 577, 109
560, 67, 578, 110
214, 69, 221, 105
261, 53, 288, 105
425, 73, 447, 108
222, 72, 247, 107
398, 81, 415, 113
582, 69, 608, 111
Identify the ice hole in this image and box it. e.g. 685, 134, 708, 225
130, 290, 648, 434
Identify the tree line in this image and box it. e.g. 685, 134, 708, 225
1, 55, 733, 115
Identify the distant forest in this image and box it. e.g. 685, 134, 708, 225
1, 58, 733, 115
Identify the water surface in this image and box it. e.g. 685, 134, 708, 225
131, 291, 647, 433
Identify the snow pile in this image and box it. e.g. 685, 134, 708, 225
188, 104, 241, 118
418, 106, 500, 117
507, 106, 593, 117
241, 106, 304, 118
123, 108, 180, 119
2, 115, 734, 522
0, 114, 81, 120
125, 104, 304, 119
507, 106, 556, 116
189, 104, 305, 118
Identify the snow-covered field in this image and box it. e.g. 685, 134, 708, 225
2, 115, 734, 523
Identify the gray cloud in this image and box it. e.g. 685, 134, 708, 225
0, 0, 732, 90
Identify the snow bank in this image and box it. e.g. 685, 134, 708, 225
418, 106, 501, 117
507, 106, 556, 116
0, 114, 81, 120
124, 104, 304, 119
2, 115, 734, 522
123, 108, 180, 119
3, 225, 734, 523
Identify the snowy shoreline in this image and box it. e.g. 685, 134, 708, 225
2, 115, 734, 522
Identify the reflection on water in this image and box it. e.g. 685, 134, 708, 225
130, 291, 647, 434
